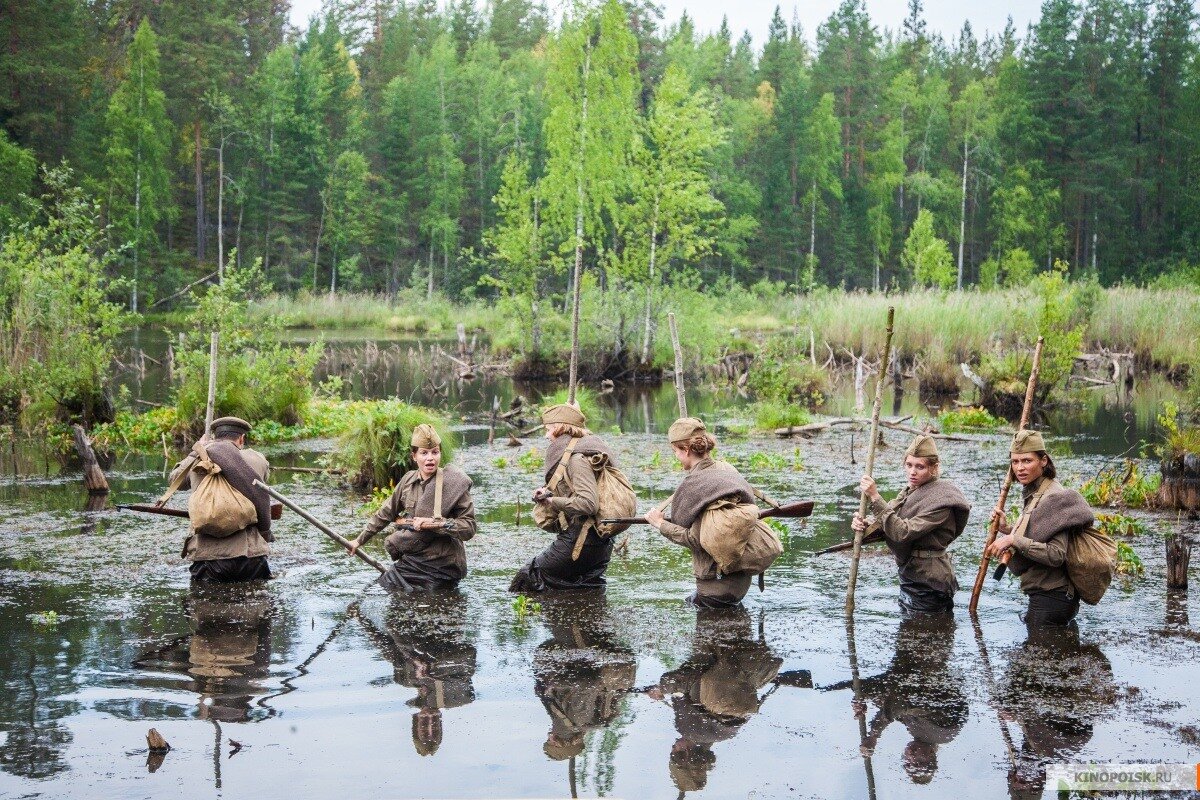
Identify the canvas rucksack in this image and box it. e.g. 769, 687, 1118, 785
696, 498, 783, 576
1013, 480, 1115, 606
1065, 525, 1117, 605
185, 442, 258, 538
540, 438, 638, 559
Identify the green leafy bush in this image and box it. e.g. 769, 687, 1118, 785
751, 401, 811, 431
328, 399, 454, 490
746, 337, 827, 408
172, 260, 321, 433
0, 166, 130, 427
1080, 461, 1160, 509
938, 405, 1003, 433
1115, 540, 1143, 576
517, 447, 545, 473
1095, 513, 1148, 539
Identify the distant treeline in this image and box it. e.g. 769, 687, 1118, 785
2, 0, 1199, 310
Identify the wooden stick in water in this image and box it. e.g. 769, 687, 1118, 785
968, 336, 1044, 614
846, 307, 894, 614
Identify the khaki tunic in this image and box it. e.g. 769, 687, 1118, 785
869, 495, 959, 596
355, 469, 476, 581
169, 448, 270, 562
545, 454, 601, 521
1010, 478, 1071, 594
659, 458, 755, 604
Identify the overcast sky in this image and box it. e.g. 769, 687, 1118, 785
289, 0, 1042, 49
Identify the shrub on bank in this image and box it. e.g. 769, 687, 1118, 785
328, 399, 454, 490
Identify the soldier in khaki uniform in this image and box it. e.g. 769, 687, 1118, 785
168, 417, 272, 583
985, 430, 1095, 627
852, 434, 971, 614
645, 418, 758, 608
509, 404, 617, 592
348, 424, 476, 591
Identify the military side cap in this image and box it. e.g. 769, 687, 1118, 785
543, 735, 585, 760
411, 423, 442, 449
1011, 429, 1047, 454
905, 434, 939, 460
668, 416, 708, 444
542, 403, 586, 427
211, 416, 251, 435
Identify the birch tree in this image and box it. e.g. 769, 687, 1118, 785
105, 19, 174, 312
541, 0, 639, 394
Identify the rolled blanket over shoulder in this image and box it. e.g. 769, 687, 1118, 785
543, 434, 617, 485
886, 478, 971, 562
204, 440, 272, 540
669, 462, 755, 530
1020, 485, 1094, 544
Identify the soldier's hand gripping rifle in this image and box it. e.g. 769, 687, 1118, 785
599, 499, 815, 527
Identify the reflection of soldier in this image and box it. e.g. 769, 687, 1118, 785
184, 586, 275, 723
830, 615, 967, 784
355, 593, 476, 756
648, 607, 783, 796
533, 595, 637, 762
998, 627, 1116, 800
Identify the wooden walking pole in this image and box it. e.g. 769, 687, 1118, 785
204, 331, 219, 437
254, 480, 387, 574
668, 312, 687, 417
846, 307, 894, 614
968, 336, 1044, 615
567, 245, 583, 407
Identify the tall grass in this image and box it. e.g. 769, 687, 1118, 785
244, 283, 1199, 375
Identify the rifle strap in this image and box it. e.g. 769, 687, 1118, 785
433, 467, 444, 519
1011, 480, 1053, 543
156, 443, 202, 507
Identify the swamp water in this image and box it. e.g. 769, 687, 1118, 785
1, 332, 1198, 799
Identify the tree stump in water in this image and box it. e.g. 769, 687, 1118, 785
1158, 454, 1200, 512
146, 728, 170, 752
71, 424, 108, 495
1166, 534, 1192, 590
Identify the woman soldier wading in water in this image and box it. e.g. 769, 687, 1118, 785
645, 418, 760, 608
852, 434, 971, 615
985, 430, 1095, 627
348, 424, 476, 591
510, 404, 619, 592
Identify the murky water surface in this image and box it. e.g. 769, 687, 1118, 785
1, 333, 1198, 799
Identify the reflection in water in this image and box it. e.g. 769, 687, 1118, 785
134, 585, 277, 723
354, 592, 476, 756
652, 608, 784, 797
0, 651, 73, 780
835, 615, 968, 785
532, 594, 636, 797
998, 627, 1116, 800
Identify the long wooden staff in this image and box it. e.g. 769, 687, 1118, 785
668, 312, 687, 417
968, 336, 1044, 615
846, 307, 895, 614
254, 480, 387, 574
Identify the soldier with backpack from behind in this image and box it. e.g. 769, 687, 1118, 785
166, 417, 273, 584
645, 418, 782, 608
984, 430, 1112, 627
509, 403, 633, 592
